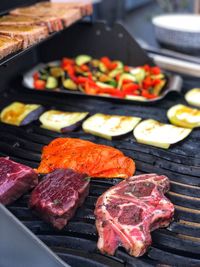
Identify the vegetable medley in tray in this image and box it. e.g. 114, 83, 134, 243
23, 55, 179, 102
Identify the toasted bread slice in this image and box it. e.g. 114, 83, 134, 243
0, 35, 22, 59
0, 15, 63, 33
10, 5, 82, 27
34, 1, 93, 16
0, 25, 48, 49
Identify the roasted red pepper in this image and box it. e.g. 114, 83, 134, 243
101, 57, 111, 69
124, 66, 130, 72
151, 66, 161, 75
122, 83, 139, 94
81, 64, 89, 72
61, 58, 74, 68
143, 76, 153, 90
33, 72, 39, 80
34, 80, 46, 90
141, 90, 156, 99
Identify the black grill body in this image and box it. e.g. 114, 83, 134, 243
0, 21, 200, 267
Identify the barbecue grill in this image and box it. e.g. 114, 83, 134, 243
1, 1, 200, 267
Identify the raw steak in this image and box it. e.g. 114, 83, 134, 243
95, 173, 174, 257
29, 168, 90, 229
0, 157, 38, 205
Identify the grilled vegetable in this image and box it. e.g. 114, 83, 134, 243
63, 79, 78, 90
32, 56, 166, 100
118, 73, 136, 89
133, 119, 191, 149
185, 88, 200, 108
130, 68, 146, 82
50, 67, 64, 78
75, 55, 92, 66
0, 102, 44, 126
39, 110, 89, 133
167, 104, 200, 129
125, 95, 146, 101
82, 113, 141, 140
46, 76, 58, 89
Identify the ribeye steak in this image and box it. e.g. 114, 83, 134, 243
29, 168, 90, 229
95, 173, 174, 257
0, 157, 38, 205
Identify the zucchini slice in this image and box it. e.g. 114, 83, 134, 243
96, 82, 114, 88
75, 55, 92, 66
118, 73, 136, 89
167, 104, 200, 129
39, 110, 89, 133
185, 88, 200, 108
125, 95, 147, 102
130, 68, 146, 82
0, 102, 43, 126
46, 76, 58, 89
63, 79, 78, 90
133, 119, 191, 149
82, 113, 141, 140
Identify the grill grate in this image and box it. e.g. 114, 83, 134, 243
1, 79, 200, 267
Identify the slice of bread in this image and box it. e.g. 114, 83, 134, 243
0, 25, 49, 49
0, 15, 63, 33
0, 35, 22, 59
34, 1, 93, 16
10, 5, 82, 28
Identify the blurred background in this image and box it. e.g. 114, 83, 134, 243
93, 0, 198, 48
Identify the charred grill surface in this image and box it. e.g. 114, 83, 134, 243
1, 80, 200, 267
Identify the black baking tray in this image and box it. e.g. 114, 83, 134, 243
0, 204, 70, 267
22, 21, 183, 104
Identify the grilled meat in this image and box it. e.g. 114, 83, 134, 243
37, 138, 135, 178
95, 173, 174, 257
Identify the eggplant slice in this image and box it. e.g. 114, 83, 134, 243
39, 110, 89, 133
0, 102, 44, 126
82, 113, 141, 140
133, 119, 192, 149
167, 104, 200, 129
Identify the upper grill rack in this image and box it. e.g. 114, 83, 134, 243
0, 80, 200, 267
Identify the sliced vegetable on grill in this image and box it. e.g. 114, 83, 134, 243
167, 104, 200, 129
46, 76, 58, 89
62, 78, 78, 90
39, 110, 89, 133
82, 113, 141, 140
31, 55, 167, 100
0, 102, 44, 126
75, 55, 92, 66
185, 88, 200, 108
133, 119, 192, 149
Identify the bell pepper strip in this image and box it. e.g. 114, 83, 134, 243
61, 58, 74, 68
81, 64, 89, 72
101, 57, 112, 69
34, 80, 46, 90
141, 90, 157, 99
143, 76, 153, 90
122, 83, 140, 94
151, 66, 161, 75
124, 65, 130, 72
33, 72, 39, 80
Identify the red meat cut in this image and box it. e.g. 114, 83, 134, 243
29, 168, 90, 229
95, 173, 174, 257
0, 157, 38, 205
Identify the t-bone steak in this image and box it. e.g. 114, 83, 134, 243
95, 173, 174, 257
29, 168, 90, 229
0, 157, 38, 205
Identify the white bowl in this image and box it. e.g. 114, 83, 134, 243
152, 14, 200, 52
